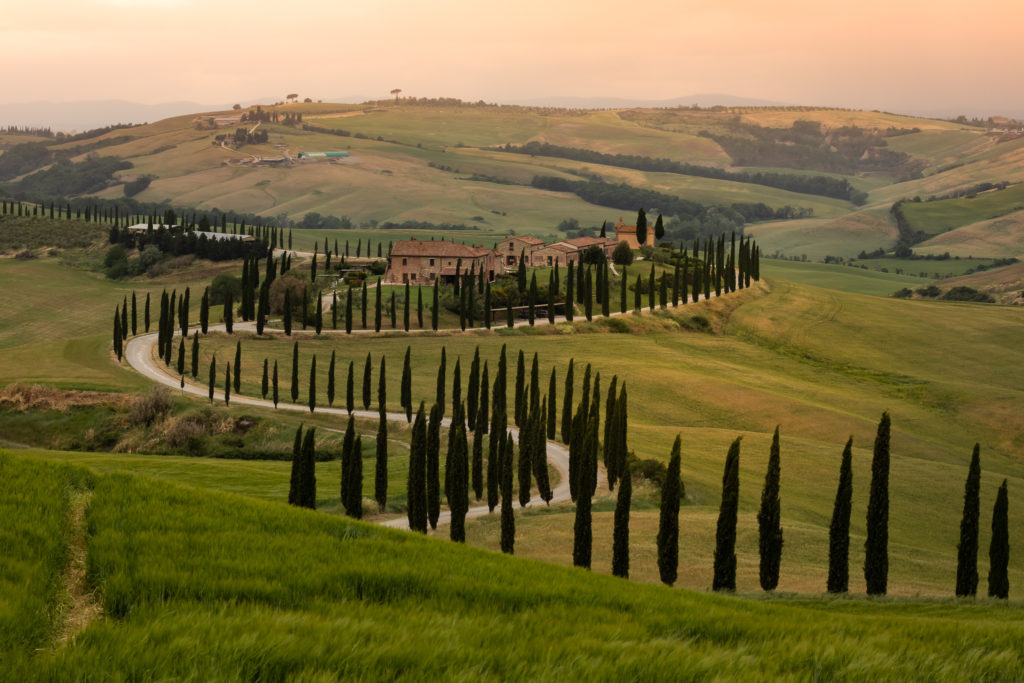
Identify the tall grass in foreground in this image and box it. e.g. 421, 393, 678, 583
6, 459, 1017, 680
0, 454, 92, 654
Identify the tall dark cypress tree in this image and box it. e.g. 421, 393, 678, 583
288, 425, 303, 506
561, 359, 574, 444
603, 376, 618, 490
612, 467, 632, 579
431, 280, 439, 330
261, 357, 269, 399
190, 332, 199, 378
224, 292, 233, 334
657, 435, 682, 585
500, 431, 515, 554
403, 281, 410, 331
332, 292, 337, 330
131, 291, 137, 335
427, 403, 442, 530
408, 403, 428, 533
479, 361, 489, 435
272, 360, 279, 408
374, 280, 382, 332
565, 261, 575, 322
988, 479, 1010, 599
533, 401, 552, 504
584, 268, 593, 321
144, 292, 151, 333
401, 346, 413, 422
327, 351, 336, 407
956, 444, 982, 598
529, 352, 540, 414
634, 274, 642, 313
346, 360, 354, 414
713, 437, 741, 592
527, 273, 537, 326
308, 355, 317, 413
467, 347, 480, 431
547, 367, 557, 440
864, 412, 891, 596
362, 353, 372, 410
827, 437, 854, 594
517, 410, 533, 508
361, 280, 368, 329
345, 287, 353, 334
514, 349, 525, 426
635, 208, 647, 246
417, 286, 424, 329
757, 426, 784, 592
232, 341, 242, 393
449, 416, 469, 543
436, 347, 446, 419
208, 354, 216, 402
376, 408, 388, 513
290, 342, 299, 404
176, 337, 185, 377
283, 289, 292, 335
472, 406, 485, 501
340, 416, 356, 516
224, 364, 231, 406
573, 422, 593, 569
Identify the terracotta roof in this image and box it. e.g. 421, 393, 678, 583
391, 239, 492, 259
542, 243, 576, 253
560, 237, 616, 248
506, 235, 545, 245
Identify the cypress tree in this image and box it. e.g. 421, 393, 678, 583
315, 293, 323, 334
479, 361, 489, 435
467, 347, 480, 431
302, 427, 318, 509
561, 359, 574, 443
332, 292, 337, 330
514, 350, 525, 426
272, 360, 279, 408
547, 367, 557, 440
327, 351, 336, 407
636, 208, 647, 246
487, 349, 507, 513
113, 310, 122, 361
565, 261, 575, 321
377, 354, 387, 417
261, 357, 269, 399
529, 353, 540, 414
291, 342, 299, 404
534, 400, 552, 504
451, 358, 462, 421
427, 402, 442, 529
527, 273, 537, 325
208, 355, 216, 402
374, 280, 382, 332
518, 410, 532, 508
145, 292, 151, 332
308, 354, 316, 413
224, 364, 231, 406
288, 425, 303, 506
864, 412, 891, 596
403, 281, 410, 331
361, 280, 368, 329
283, 289, 292, 335
362, 353, 372, 410
408, 403, 428, 533
603, 376, 618, 489
612, 466, 632, 578
517, 252, 527, 292
340, 416, 356, 516
376, 409, 388, 513
431, 280, 439, 331
956, 444, 982, 598
232, 341, 242, 393
573, 414, 593, 569
472, 406, 485, 501
713, 438, 742, 592
131, 291, 137, 335
121, 296, 128, 340
200, 287, 209, 334
401, 346, 412, 422
349, 434, 363, 519
634, 274, 642, 313
449, 415, 469, 543
500, 431, 515, 554
584, 268, 593, 321
484, 281, 492, 329
547, 269, 556, 324
601, 265, 611, 317
390, 290, 397, 329
224, 293, 233, 334
176, 337, 185, 377
654, 213, 664, 241
987, 479, 1010, 599
757, 426, 784, 591
647, 264, 655, 312
827, 437, 854, 594
656, 436, 682, 585
436, 347, 446, 418
346, 360, 354, 414
191, 332, 200, 378
417, 286, 424, 329
345, 287, 353, 334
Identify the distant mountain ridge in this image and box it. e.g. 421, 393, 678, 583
509, 93, 788, 109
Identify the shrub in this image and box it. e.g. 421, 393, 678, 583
891, 288, 913, 299
942, 286, 994, 303
130, 387, 172, 426
612, 241, 634, 266
209, 274, 243, 306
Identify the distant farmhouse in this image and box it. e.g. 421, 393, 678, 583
386, 234, 619, 284
613, 218, 650, 250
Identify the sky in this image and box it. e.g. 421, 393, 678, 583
1, 0, 1021, 116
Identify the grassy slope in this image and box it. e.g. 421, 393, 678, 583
901, 184, 1024, 237
6, 453, 1024, 679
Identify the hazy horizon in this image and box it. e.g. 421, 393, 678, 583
2, 0, 1022, 120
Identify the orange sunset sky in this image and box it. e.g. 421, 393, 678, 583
1, 0, 1021, 115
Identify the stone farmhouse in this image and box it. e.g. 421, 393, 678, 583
613, 217, 653, 250
386, 234, 622, 284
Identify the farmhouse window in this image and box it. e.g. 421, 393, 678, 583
402, 258, 407, 265
429, 258, 435, 266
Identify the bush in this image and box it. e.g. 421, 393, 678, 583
915, 285, 941, 298
627, 453, 667, 488
209, 274, 242, 306
130, 387, 172, 426
891, 288, 913, 299
612, 241, 634, 266
124, 176, 153, 197
941, 286, 994, 303
581, 245, 607, 265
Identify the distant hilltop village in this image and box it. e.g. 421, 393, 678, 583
386, 220, 644, 285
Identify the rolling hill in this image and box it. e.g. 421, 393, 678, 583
4, 100, 1024, 259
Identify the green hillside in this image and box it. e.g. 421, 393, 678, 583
5, 452, 1024, 679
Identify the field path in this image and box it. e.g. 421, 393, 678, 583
125, 331, 574, 528
54, 490, 102, 648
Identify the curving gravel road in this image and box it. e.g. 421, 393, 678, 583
124, 329, 572, 529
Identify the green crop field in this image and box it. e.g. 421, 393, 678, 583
759, 259, 922, 296
4, 452, 1024, 679
901, 184, 1024, 237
